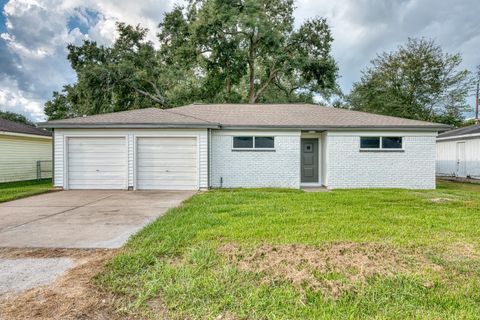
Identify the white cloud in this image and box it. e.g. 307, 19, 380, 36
295, 0, 480, 99
0, 77, 45, 121
0, 0, 175, 121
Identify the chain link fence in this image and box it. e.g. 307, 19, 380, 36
36, 160, 53, 180
0, 160, 52, 183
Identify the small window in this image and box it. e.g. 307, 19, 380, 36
233, 136, 253, 148
360, 137, 380, 149
255, 136, 274, 149
360, 136, 403, 150
382, 137, 402, 149
232, 136, 275, 150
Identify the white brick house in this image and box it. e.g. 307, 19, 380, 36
40, 104, 449, 190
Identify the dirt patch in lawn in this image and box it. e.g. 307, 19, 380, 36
220, 242, 440, 298
0, 248, 128, 320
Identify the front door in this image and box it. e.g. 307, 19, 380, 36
301, 138, 319, 183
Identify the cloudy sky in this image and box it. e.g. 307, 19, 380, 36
0, 0, 479, 122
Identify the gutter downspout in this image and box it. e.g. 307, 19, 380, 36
207, 128, 211, 189
51, 128, 55, 187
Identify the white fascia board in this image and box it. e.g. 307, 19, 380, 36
437, 133, 480, 141
0, 131, 52, 139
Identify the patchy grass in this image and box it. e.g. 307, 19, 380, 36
98, 181, 480, 319
0, 179, 53, 203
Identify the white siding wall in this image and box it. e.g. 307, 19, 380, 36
210, 130, 301, 188
326, 131, 437, 189
437, 137, 480, 179
53, 128, 208, 189
0, 134, 52, 182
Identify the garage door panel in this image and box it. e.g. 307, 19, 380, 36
68, 145, 125, 152
136, 137, 198, 190
136, 145, 197, 153
68, 182, 127, 189
69, 139, 125, 146
137, 166, 197, 173
68, 164, 125, 172
68, 158, 126, 166
137, 153, 197, 161
137, 138, 196, 146
68, 137, 127, 189
137, 172, 198, 180
68, 152, 126, 159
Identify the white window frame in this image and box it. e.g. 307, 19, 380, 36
359, 136, 404, 151
232, 135, 275, 150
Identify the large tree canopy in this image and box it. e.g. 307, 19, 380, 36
45, 0, 338, 120
347, 38, 473, 126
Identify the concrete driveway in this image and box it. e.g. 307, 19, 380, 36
0, 190, 195, 248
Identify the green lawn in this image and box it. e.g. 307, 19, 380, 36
98, 181, 480, 319
0, 179, 53, 203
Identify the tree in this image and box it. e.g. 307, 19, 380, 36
0, 110, 35, 125
160, 0, 338, 103
45, 23, 171, 119
347, 38, 473, 126
45, 0, 339, 119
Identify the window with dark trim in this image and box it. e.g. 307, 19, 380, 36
382, 137, 403, 149
233, 136, 253, 148
360, 137, 380, 149
360, 136, 403, 150
233, 136, 275, 149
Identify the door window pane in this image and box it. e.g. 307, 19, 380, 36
233, 136, 253, 148
360, 137, 380, 149
255, 136, 274, 148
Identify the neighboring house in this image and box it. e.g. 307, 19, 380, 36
0, 118, 52, 182
40, 104, 449, 190
436, 124, 480, 179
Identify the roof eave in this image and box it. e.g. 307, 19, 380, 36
437, 132, 480, 141
0, 130, 52, 139
38, 122, 220, 129
218, 124, 450, 131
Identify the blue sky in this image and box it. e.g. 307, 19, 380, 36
0, 0, 478, 121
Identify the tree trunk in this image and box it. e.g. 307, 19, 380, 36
248, 36, 256, 103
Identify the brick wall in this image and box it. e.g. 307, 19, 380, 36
210, 131, 301, 188
326, 134, 436, 189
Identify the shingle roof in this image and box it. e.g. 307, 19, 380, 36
42, 107, 217, 128
437, 123, 480, 138
0, 118, 52, 137
40, 104, 450, 130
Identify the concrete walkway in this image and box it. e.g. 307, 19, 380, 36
0, 190, 195, 248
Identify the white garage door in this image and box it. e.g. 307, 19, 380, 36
67, 137, 127, 189
136, 137, 198, 190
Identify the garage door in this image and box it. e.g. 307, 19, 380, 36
136, 137, 198, 190
67, 137, 127, 189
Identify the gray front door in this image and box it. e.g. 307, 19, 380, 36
301, 138, 319, 183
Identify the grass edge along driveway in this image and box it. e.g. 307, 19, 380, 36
0, 179, 53, 203
98, 181, 480, 319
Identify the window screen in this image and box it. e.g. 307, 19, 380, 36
255, 136, 274, 148
382, 137, 402, 149
360, 137, 380, 149
233, 136, 253, 148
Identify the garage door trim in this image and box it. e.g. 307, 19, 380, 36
133, 134, 200, 190
64, 135, 129, 190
